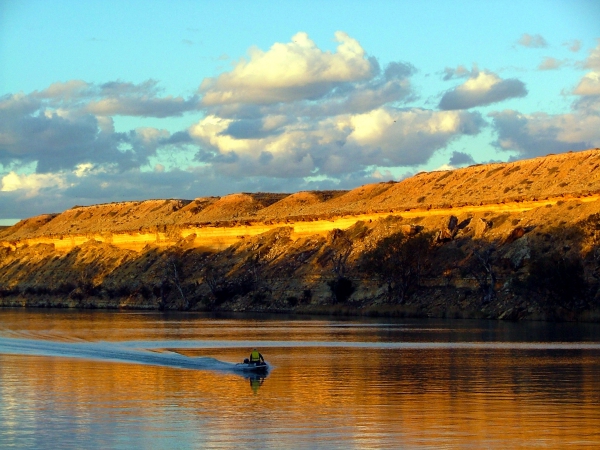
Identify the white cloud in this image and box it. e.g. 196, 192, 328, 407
0, 89, 186, 173
1, 171, 67, 197
490, 109, 600, 158
199, 31, 376, 106
439, 71, 527, 110
73, 163, 108, 178
571, 42, 600, 112
347, 108, 466, 148
584, 40, 600, 70
135, 127, 170, 145
190, 107, 483, 177
462, 72, 500, 91
30, 79, 200, 118
565, 39, 582, 53
190, 31, 472, 180
37, 80, 91, 100
190, 115, 249, 153
0, 31, 493, 221
370, 169, 394, 180
84, 95, 198, 118
538, 57, 566, 71
73, 163, 94, 177
491, 42, 600, 159
449, 151, 475, 166
442, 64, 472, 81
574, 72, 600, 96
517, 33, 548, 48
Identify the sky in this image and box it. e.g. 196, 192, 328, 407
1, 0, 600, 225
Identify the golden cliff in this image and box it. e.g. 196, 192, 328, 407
2, 148, 600, 321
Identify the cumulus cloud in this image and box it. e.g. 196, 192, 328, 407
0, 83, 196, 174
574, 72, 600, 96
565, 39, 582, 53
517, 33, 548, 48
439, 71, 527, 110
37, 79, 92, 100
32, 79, 199, 117
190, 107, 483, 178
186, 32, 447, 181
0, 78, 197, 179
0, 31, 489, 220
0, 97, 110, 171
1, 171, 67, 197
195, 34, 416, 127
490, 109, 600, 158
442, 64, 472, 81
572, 42, 600, 112
488, 42, 600, 159
449, 151, 475, 166
85, 96, 198, 118
199, 31, 377, 106
0, 164, 207, 218
583, 40, 600, 70
538, 57, 566, 71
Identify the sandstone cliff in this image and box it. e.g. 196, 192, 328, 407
2, 149, 600, 321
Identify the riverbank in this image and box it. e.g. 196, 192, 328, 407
2, 282, 600, 323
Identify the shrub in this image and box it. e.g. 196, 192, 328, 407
302, 289, 312, 303
56, 282, 77, 295
0, 286, 20, 297
327, 277, 355, 303
139, 285, 152, 299
526, 252, 587, 307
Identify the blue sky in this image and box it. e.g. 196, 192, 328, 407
1, 0, 599, 224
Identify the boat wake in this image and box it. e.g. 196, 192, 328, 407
0, 337, 255, 375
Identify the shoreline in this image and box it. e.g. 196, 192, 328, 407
2, 287, 599, 323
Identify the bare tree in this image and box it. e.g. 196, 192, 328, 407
362, 231, 434, 303
328, 230, 355, 303
330, 230, 353, 278
433, 245, 465, 287
203, 261, 229, 304
163, 254, 188, 310
465, 244, 497, 304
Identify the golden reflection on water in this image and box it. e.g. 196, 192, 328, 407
0, 310, 599, 448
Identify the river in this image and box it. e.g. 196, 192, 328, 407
0, 309, 599, 449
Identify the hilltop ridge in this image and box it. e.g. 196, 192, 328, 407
2, 149, 600, 242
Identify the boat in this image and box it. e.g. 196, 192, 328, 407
236, 361, 269, 373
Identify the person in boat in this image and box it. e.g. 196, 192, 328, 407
249, 348, 265, 365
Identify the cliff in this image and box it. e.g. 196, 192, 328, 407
2, 148, 600, 321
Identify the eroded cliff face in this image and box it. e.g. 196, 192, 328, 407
2, 149, 600, 321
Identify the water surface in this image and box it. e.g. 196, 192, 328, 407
0, 309, 599, 449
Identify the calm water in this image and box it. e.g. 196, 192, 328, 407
0, 309, 599, 449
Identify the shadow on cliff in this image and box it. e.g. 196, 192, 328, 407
2, 212, 600, 322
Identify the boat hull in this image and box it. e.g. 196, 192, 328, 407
237, 362, 269, 373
